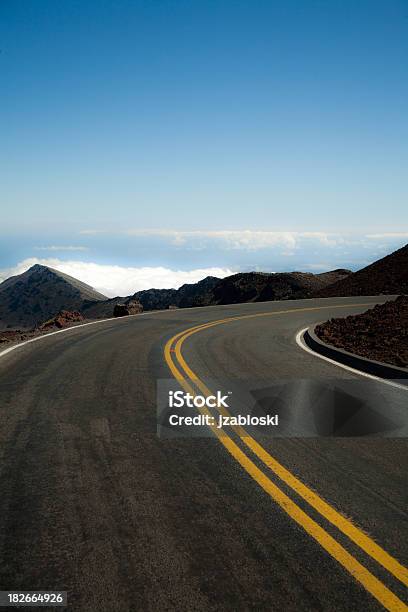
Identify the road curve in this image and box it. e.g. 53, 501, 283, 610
0, 296, 406, 611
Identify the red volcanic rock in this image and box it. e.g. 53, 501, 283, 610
0, 329, 30, 345
40, 310, 84, 330
315, 296, 408, 368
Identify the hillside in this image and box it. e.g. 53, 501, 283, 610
209, 270, 352, 305
133, 276, 221, 310
0, 264, 107, 329
315, 243, 408, 297
127, 269, 351, 311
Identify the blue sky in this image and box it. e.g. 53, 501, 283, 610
1, 0, 407, 294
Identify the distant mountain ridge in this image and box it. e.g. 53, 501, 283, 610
112, 269, 352, 312
1, 243, 406, 330
82, 276, 222, 318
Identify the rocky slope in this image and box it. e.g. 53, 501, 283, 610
315, 296, 408, 368
0, 264, 107, 329
315, 243, 408, 297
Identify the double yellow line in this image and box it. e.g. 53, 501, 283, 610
164, 304, 408, 611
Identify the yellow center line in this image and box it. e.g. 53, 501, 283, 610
163, 304, 408, 611
175, 322, 408, 587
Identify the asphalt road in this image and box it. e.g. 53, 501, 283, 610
0, 296, 406, 611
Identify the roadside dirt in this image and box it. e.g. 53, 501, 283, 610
315, 296, 408, 368
1, 311, 87, 349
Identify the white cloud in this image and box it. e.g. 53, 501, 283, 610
365, 233, 408, 239
34, 245, 89, 252
80, 229, 345, 251
0, 258, 233, 298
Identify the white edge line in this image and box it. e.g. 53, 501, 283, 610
0, 311, 165, 359
295, 327, 408, 392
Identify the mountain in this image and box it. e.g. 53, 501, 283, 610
127, 269, 352, 311
207, 270, 352, 305
0, 264, 107, 329
315, 244, 408, 297
133, 276, 221, 310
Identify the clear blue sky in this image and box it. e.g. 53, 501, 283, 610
1, 0, 407, 290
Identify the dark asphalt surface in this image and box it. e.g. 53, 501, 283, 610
0, 296, 406, 611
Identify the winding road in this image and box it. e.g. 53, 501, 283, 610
0, 296, 406, 611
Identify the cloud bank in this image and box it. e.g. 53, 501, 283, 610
0, 258, 233, 298
1, 231, 406, 298
78, 229, 407, 255
80, 229, 342, 251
